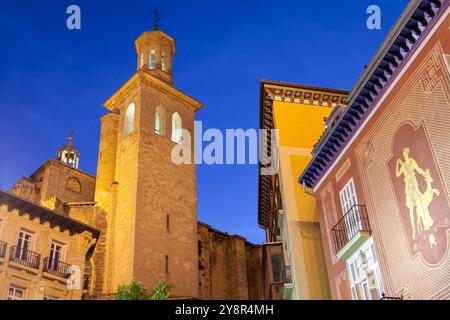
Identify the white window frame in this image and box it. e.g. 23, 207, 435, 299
346, 238, 384, 300
124, 103, 135, 136
7, 285, 26, 300
150, 50, 156, 70
17, 229, 34, 254
171, 112, 182, 143
339, 178, 362, 239
339, 178, 358, 215
48, 240, 66, 268
155, 111, 161, 135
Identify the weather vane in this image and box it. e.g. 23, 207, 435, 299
151, 8, 162, 30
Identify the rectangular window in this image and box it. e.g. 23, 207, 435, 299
346, 238, 384, 300
165, 255, 169, 273
17, 229, 33, 260
150, 50, 156, 70
166, 215, 170, 231
339, 178, 358, 214
7, 285, 26, 300
271, 255, 282, 283
48, 240, 65, 271
339, 179, 361, 240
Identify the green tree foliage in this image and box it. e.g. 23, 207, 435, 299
115, 279, 147, 300
150, 281, 171, 300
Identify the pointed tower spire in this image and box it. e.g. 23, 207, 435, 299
57, 131, 80, 169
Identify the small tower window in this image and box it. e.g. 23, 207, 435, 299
150, 50, 156, 70
155, 112, 161, 134
161, 52, 166, 71
171, 112, 182, 143
155, 105, 166, 135
140, 53, 144, 69
165, 255, 169, 273
124, 103, 135, 136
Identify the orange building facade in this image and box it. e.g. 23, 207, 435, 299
300, 0, 450, 300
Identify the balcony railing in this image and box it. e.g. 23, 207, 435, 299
282, 266, 293, 284
0, 240, 7, 258
43, 257, 72, 279
331, 204, 370, 254
9, 246, 41, 269
380, 293, 403, 300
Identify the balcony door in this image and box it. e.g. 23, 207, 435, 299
339, 179, 361, 240
16, 230, 33, 260
48, 241, 64, 271
347, 238, 384, 300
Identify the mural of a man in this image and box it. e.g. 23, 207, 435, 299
395, 147, 426, 239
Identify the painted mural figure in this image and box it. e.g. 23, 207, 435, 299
395, 147, 438, 242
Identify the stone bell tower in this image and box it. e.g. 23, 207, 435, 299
135, 22, 175, 86
94, 16, 202, 298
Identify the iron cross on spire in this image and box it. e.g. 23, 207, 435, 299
151, 9, 162, 30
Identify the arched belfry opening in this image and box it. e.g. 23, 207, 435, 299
134, 10, 176, 86
57, 131, 80, 169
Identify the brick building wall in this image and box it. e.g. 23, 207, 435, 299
12, 159, 96, 213
314, 9, 450, 300
198, 222, 262, 300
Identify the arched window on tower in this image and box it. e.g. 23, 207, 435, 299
150, 50, 156, 70
171, 112, 182, 143
140, 53, 144, 69
155, 105, 166, 135
124, 103, 135, 136
161, 52, 166, 71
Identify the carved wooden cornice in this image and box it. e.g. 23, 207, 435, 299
264, 83, 348, 109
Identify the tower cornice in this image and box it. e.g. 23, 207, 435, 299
103, 69, 203, 112
134, 31, 176, 53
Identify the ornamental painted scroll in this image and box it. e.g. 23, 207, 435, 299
387, 121, 450, 266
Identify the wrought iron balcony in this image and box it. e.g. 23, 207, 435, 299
331, 204, 371, 259
282, 266, 293, 284
9, 246, 41, 269
380, 293, 403, 300
43, 257, 72, 279
0, 240, 7, 258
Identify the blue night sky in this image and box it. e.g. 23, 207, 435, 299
0, 0, 409, 243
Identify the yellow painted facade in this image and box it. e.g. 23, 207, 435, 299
267, 89, 347, 299
273, 101, 333, 223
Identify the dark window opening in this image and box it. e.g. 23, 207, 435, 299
271, 255, 282, 283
